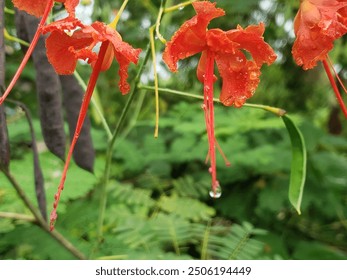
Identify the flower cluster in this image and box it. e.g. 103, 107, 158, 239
292, 0, 347, 118
163, 1, 277, 194
3, 0, 347, 229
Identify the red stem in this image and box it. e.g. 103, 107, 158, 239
0, 1, 54, 104
50, 42, 109, 231
322, 59, 347, 119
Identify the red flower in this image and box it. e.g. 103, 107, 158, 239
292, 0, 347, 118
292, 0, 347, 70
0, 0, 78, 104
11, 0, 78, 18
43, 17, 141, 230
42, 18, 141, 93
163, 1, 276, 194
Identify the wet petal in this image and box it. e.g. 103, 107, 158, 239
216, 51, 261, 107
63, 0, 79, 17
12, 0, 48, 18
46, 30, 95, 74
12, 0, 78, 18
91, 22, 142, 94
226, 23, 277, 66
163, 1, 225, 72
292, 0, 347, 69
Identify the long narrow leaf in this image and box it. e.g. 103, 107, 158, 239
282, 114, 307, 214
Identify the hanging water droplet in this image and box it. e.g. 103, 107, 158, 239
209, 184, 222, 199
178, 6, 185, 11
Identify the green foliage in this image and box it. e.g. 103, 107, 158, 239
1, 0, 347, 261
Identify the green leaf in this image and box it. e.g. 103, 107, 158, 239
282, 115, 307, 214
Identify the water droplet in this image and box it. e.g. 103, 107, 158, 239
208, 167, 212, 173
209, 184, 222, 199
178, 6, 185, 11
250, 72, 258, 80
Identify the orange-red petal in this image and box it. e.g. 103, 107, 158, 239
91, 22, 142, 94
226, 23, 277, 66
46, 30, 96, 74
12, 0, 78, 18
292, 0, 347, 69
12, 0, 49, 18
216, 51, 261, 107
162, 1, 225, 72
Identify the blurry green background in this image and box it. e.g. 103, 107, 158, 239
1, 0, 347, 260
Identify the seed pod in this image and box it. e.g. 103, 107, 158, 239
0, 1, 10, 171
15, 10, 66, 161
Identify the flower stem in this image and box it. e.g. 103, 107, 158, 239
138, 85, 287, 117
108, 0, 129, 29
149, 25, 160, 138
0, 0, 54, 105
155, 0, 167, 44
50, 42, 109, 231
322, 59, 347, 119
97, 44, 151, 241
164, 0, 197, 13
2, 170, 86, 259
4, 28, 30, 47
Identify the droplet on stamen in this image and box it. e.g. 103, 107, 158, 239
209, 184, 222, 199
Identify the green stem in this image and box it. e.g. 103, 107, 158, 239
149, 25, 160, 138
138, 85, 286, 117
155, 0, 167, 44
73, 71, 112, 139
4, 28, 30, 47
164, 0, 197, 13
0, 211, 35, 222
2, 170, 86, 259
108, 0, 130, 29
97, 44, 151, 240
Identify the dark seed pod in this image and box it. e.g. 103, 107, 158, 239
0, 1, 10, 171
60, 75, 95, 173
15, 10, 66, 161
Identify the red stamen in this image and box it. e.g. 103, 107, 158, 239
50, 42, 110, 231
203, 51, 219, 193
0, 1, 54, 105
327, 55, 347, 95
322, 59, 347, 119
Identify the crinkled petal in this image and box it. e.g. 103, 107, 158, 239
91, 22, 141, 94
292, 0, 347, 69
41, 17, 84, 34
226, 23, 277, 66
12, 0, 78, 18
46, 30, 95, 74
63, 0, 79, 17
12, 0, 48, 18
163, 1, 225, 72
216, 51, 261, 107
206, 28, 239, 54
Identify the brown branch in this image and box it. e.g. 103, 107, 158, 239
2, 170, 87, 260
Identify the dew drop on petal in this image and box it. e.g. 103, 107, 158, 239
209, 184, 222, 199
